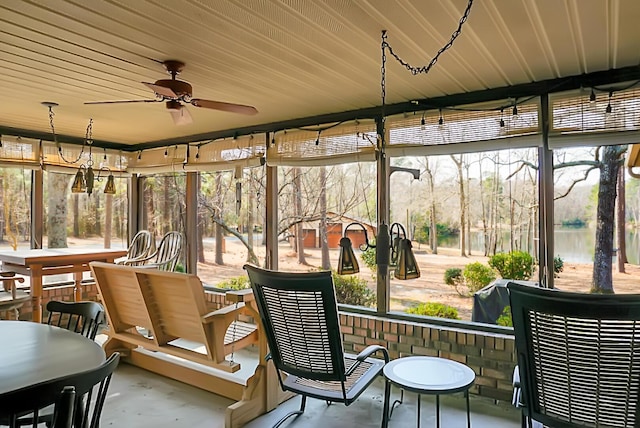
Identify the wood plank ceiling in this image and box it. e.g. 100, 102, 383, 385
1, 0, 639, 148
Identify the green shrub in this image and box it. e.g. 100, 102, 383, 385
463, 262, 496, 293
406, 302, 459, 320
554, 255, 564, 275
215, 275, 250, 290
332, 272, 376, 307
360, 244, 377, 270
488, 251, 535, 280
496, 306, 513, 327
444, 268, 463, 286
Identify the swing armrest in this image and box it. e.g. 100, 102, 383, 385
202, 302, 246, 323
225, 288, 255, 304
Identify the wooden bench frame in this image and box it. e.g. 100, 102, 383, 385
90, 262, 291, 427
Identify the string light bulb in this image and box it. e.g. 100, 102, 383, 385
438, 109, 444, 127
499, 108, 505, 128
512, 103, 518, 117
605, 91, 613, 114
589, 88, 596, 103
164, 147, 168, 158
420, 112, 426, 130
137, 151, 142, 160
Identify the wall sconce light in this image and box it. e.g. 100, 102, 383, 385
71, 165, 116, 195
337, 221, 420, 280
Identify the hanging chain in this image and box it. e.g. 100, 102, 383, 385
47, 106, 58, 144
382, 0, 474, 76
49, 104, 89, 165
229, 300, 239, 365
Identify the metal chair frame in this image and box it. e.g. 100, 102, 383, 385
244, 264, 390, 428
118, 230, 154, 267
509, 282, 640, 428
133, 231, 184, 271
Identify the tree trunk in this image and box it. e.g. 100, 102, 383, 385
214, 172, 224, 265
48, 173, 69, 248
163, 176, 170, 234
592, 145, 626, 293
246, 170, 254, 263
319, 167, 330, 270
293, 167, 307, 264
72, 195, 80, 238
103, 194, 112, 248
197, 178, 205, 263
451, 155, 467, 257
424, 159, 438, 254
616, 166, 627, 272
465, 164, 472, 255
95, 195, 101, 236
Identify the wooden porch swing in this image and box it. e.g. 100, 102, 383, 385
89, 262, 290, 428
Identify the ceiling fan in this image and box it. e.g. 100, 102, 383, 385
85, 60, 258, 125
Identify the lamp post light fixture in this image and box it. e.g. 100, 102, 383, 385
337, 221, 420, 280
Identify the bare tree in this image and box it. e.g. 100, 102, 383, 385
450, 154, 467, 257
293, 167, 307, 264
592, 145, 626, 292
48, 173, 69, 248
616, 166, 627, 272
319, 167, 330, 270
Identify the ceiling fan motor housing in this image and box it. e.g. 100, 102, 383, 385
154, 79, 193, 98
165, 100, 183, 110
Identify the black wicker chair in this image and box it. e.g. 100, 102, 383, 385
508, 282, 640, 428
244, 264, 390, 428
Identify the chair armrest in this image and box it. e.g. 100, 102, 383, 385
122, 252, 156, 266
345, 345, 390, 376
201, 302, 246, 324
225, 288, 255, 303
356, 344, 389, 363
0, 274, 25, 294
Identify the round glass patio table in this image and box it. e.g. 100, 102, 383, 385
0, 320, 105, 397
383, 356, 476, 428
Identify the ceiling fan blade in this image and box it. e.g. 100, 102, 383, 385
169, 106, 193, 126
84, 99, 160, 105
191, 99, 258, 115
142, 82, 177, 98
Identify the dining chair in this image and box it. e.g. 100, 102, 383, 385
46, 300, 105, 340
132, 231, 184, 271
0, 353, 120, 428
0, 272, 28, 320
244, 264, 391, 428
117, 230, 154, 266
0, 384, 75, 428
508, 282, 640, 428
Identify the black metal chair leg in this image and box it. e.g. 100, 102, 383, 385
381, 379, 391, 428
273, 395, 307, 428
389, 389, 404, 419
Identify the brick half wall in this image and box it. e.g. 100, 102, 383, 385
339, 312, 517, 402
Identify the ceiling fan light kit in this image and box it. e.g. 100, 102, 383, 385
85, 60, 258, 125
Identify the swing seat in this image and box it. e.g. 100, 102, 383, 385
89, 262, 259, 377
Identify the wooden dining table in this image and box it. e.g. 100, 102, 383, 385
0, 248, 127, 322
0, 320, 105, 396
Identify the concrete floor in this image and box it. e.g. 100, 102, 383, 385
101, 363, 522, 428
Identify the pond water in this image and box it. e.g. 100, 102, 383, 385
438, 228, 640, 265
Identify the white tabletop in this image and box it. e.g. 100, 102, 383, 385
383, 356, 475, 395
0, 320, 105, 396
